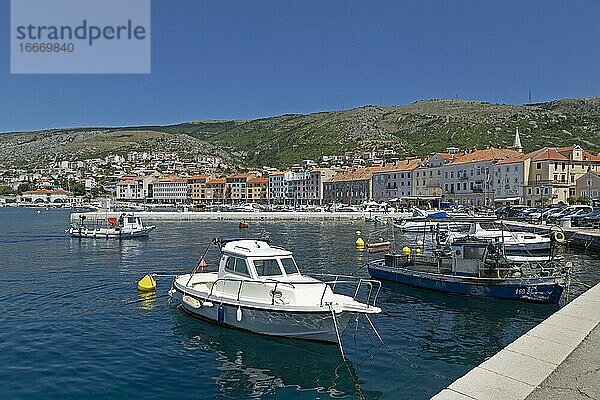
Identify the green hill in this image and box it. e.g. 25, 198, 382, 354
2, 98, 600, 169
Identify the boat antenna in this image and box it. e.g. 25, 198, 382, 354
186, 238, 218, 286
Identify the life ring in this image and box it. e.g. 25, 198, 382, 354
551, 231, 566, 244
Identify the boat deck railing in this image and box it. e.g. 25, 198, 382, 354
196, 274, 381, 309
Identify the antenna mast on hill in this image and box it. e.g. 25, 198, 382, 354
528, 90, 532, 103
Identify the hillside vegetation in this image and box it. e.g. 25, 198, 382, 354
2, 98, 600, 168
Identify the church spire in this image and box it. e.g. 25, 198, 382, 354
513, 128, 523, 153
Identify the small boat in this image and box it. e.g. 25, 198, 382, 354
238, 221, 249, 229
444, 223, 553, 254
169, 238, 382, 348
396, 219, 472, 233
66, 213, 156, 238
367, 236, 571, 303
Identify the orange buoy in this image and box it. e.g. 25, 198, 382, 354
239, 221, 249, 229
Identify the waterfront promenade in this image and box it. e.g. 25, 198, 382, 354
69, 210, 401, 222
432, 282, 600, 399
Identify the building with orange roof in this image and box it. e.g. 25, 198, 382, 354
268, 168, 337, 205
519, 144, 600, 205
372, 159, 420, 202
151, 176, 189, 203
188, 175, 215, 204
323, 167, 381, 205
492, 155, 527, 205
430, 146, 523, 206
268, 170, 290, 204
412, 152, 462, 198
19, 189, 74, 205
247, 177, 269, 201
225, 172, 259, 202
116, 174, 157, 201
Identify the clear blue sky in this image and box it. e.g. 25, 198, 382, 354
1, 0, 599, 132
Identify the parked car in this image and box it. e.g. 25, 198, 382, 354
546, 205, 593, 224
571, 208, 600, 227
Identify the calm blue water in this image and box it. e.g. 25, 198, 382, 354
0, 208, 598, 399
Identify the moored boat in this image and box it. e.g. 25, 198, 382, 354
169, 238, 382, 347
66, 213, 156, 238
444, 223, 554, 254
367, 236, 571, 303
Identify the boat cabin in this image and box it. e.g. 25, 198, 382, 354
450, 240, 488, 276
218, 240, 304, 282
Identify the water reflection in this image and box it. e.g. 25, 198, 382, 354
377, 282, 557, 365
171, 311, 383, 399
137, 291, 156, 311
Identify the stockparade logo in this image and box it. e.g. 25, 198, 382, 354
11, 0, 151, 74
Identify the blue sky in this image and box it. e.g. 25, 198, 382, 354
1, 0, 599, 132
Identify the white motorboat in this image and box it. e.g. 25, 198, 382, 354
66, 213, 156, 238
444, 223, 553, 253
396, 219, 472, 233
169, 238, 382, 348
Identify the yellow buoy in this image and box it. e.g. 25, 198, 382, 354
45, 207, 49, 211
37, 210, 41, 214
415, 248, 422, 255
402, 246, 411, 255
355, 230, 365, 248
137, 274, 156, 292
416, 240, 424, 246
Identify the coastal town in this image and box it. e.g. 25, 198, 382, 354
2, 130, 600, 210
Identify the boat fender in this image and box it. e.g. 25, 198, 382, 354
551, 231, 566, 244
236, 306, 243, 322
402, 246, 411, 255
182, 295, 201, 309
217, 304, 225, 324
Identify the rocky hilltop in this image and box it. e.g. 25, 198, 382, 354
2, 98, 599, 168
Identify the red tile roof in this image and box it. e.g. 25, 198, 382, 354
525, 148, 569, 161
22, 189, 73, 195
449, 148, 522, 165
248, 177, 268, 184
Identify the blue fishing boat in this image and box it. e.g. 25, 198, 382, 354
367, 238, 571, 303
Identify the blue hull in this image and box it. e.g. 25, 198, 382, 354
367, 262, 564, 304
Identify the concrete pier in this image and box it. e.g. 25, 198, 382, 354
69, 210, 402, 222
431, 282, 600, 400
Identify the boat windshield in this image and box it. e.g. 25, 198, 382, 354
225, 256, 251, 277
253, 259, 283, 277
280, 257, 299, 275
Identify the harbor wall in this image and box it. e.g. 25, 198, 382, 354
431, 281, 600, 400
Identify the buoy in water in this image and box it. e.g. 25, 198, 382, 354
402, 246, 411, 255
415, 248, 422, 255
137, 274, 156, 292
356, 230, 365, 248
37, 210, 41, 214
45, 207, 49, 211
416, 240, 424, 246
239, 220, 249, 229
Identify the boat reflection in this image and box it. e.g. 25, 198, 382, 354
376, 281, 557, 365
171, 311, 383, 399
